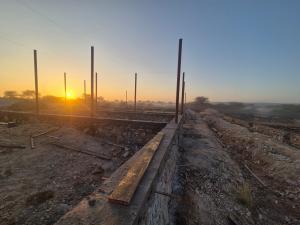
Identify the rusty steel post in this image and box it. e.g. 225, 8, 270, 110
183, 81, 186, 110
84, 80, 86, 104
126, 90, 128, 106
64, 72, 67, 105
134, 73, 137, 111
95, 72, 98, 108
181, 72, 185, 114
175, 39, 182, 123
90, 46, 94, 117
33, 49, 39, 115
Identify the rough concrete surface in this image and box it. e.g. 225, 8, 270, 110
174, 110, 254, 225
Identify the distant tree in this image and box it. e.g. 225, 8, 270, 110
42, 95, 62, 103
194, 96, 209, 105
189, 96, 210, 111
21, 90, 35, 99
97, 96, 104, 102
4, 90, 18, 99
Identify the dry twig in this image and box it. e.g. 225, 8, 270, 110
244, 164, 266, 187
51, 142, 111, 160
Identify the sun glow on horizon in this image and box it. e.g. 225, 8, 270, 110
66, 91, 75, 99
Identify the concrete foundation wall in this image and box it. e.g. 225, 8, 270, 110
137, 139, 179, 225
51, 116, 182, 225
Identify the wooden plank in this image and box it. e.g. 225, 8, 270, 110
0, 144, 26, 149
108, 131, 164, 205
31, 127, 60, 138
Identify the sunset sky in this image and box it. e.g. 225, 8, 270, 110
1, 0, 300, 103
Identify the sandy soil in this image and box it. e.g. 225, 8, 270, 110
0, 121, 139, 225
222, 115, 300, 149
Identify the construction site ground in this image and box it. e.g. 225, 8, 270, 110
1, 108, 300, 225
174, 109, 300, 225
0, 117, 160, 225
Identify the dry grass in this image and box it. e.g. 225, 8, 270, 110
25, 190, 54, 206
236, 182, 252, 208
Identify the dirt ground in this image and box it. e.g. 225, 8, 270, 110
222, 115, 300, 149
174, 109, 300, 225
2, 109, 299, 225
0, 120, 156, 225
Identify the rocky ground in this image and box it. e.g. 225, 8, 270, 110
222, 115, 300, 149
174, 109, 300, 225
0, 120, 157, 225
2, 109, 300, 225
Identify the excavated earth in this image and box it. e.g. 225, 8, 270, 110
1, 109, 300, 225
173, 109, 300, 225
0, 118, 160, 225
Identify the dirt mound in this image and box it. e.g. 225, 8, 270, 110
174, 110, 255, 225
201, 108, 300, 224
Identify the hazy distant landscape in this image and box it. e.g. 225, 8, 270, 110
212, 102, 300, 122
0, 91, 175, 115
2, 93, 300, 123
187, 97, 300, 124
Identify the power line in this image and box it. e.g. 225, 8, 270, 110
0, 33, 31, 49
15, 0, 91, 43
0, 32, 60, 60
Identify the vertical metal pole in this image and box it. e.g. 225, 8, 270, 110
134, 73, 137, 111
175, 39, 182, 123
64, 72, 67, 105
181, 72, 185, 114
126, 90, 127, 106
183, 81, 186, 111
34, 49, 39, 115
84, 80, 86, 104
95, 72, 98, 108
185, 91, 186, 104
91, 46, 94, 117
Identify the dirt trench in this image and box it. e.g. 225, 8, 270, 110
173, 110, 254, 225
173, 109, 300, 225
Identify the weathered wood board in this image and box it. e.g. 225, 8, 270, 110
108, 131, 164, 205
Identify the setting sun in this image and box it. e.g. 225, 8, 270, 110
66, 91, 74, 99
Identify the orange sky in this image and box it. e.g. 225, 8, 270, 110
1, 1, 300, 103
1, 50, 177, 102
